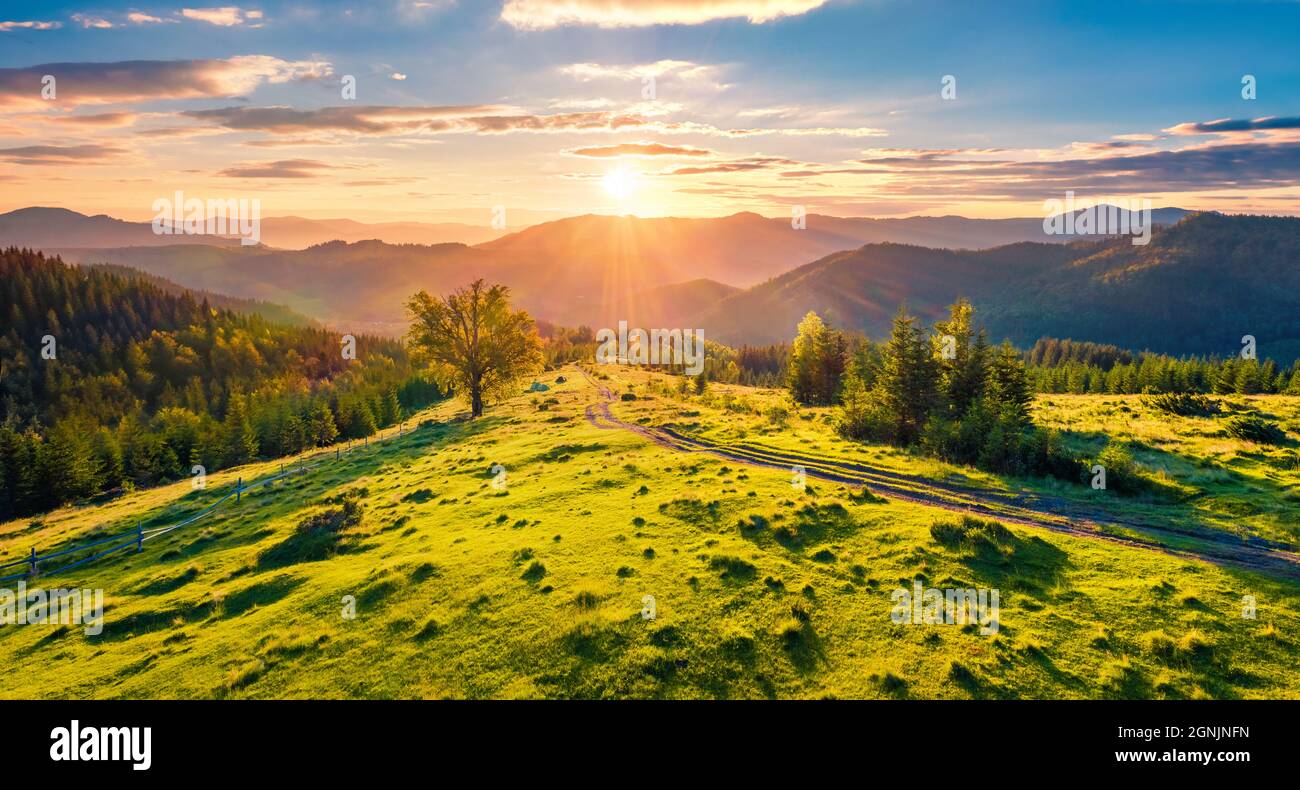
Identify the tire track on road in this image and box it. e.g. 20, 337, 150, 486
577, 367, 1300, 580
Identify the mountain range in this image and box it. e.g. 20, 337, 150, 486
697, 213, 1300, 361
7, 205, 1297, 360
0, 207, 506, 250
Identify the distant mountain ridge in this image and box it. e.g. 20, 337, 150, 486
2, 204, 1191, 261
254, 216, 507, 248
14, 206, 1290, 360
0, 207, 246, 249
0, 207, 507, 250
690, 240, 1090, 344
692, 213, 1300, 361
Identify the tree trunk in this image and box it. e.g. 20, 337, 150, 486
470, 383, 483, 418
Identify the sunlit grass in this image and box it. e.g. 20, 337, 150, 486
1, 367, 1297, 699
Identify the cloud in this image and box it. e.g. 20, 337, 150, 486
0, 20, 62, 31
549, 97, 616, 110
133, 125, 230, 139
398, 0, 452, 20
662, 155, 798, 175
565, 142, 714, 157
849, 148, 1004, 168
737, 106, 798, 119
752, 125, 886, 138
218, 158, 336, 178
502, 0, 831, 29
454, 111, 650, 134
0, 143, 125, 164
560, 60, 718, 82
71, 14, 115, 28
182, 7, 264, 27
183, 104, 685, 136
51, 111, 141, 127
390, 72, 407, 81
838, 139, 1300, 199
239, 136, 345, 147
0, 56, 331, 109
1165, 116, 1300, 135
183, 104, 507, 133
1065, 140, 1148, 156
182, 103, 887, 140
127, 12, 174, 25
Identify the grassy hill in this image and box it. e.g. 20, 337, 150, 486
3, 365, 1297, 699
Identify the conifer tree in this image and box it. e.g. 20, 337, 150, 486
876, 306, 938, 444
987, 341, 1032, 427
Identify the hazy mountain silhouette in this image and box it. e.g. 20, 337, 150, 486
0, 207, 246, 249
0, 207, 506, 250
23, 205, 1256, 352
255, 216, 507, 248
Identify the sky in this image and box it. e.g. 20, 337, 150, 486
1, 0, 1298, 224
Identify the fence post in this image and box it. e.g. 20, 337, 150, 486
236, 477, 242, 503
136, 522, 143, 553
28, 546, 37, 578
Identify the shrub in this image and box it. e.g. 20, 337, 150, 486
1147, 392, 1219, 417
921, 406, 1084, 483
1142, 630, 1177, 662
709, 555, 757, 580
1225, 415, 1287, 445
572, 589, 600, 610
258, 496, 364, 567
930, 515, 1016, 557
1095, 439, 1147, 494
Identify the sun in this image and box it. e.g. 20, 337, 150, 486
602, 166, 637, 200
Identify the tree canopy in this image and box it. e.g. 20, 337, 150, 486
406, 279, 543, 418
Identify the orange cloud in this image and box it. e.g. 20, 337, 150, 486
0, 144, 126, 164
0, 56, 331, 109
565, 142, 714, 157
218, 159, 339, 178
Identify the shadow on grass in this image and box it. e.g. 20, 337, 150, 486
84, 417, 505, 582
1047, 427, 1299, 548
929, 515, 1071, 597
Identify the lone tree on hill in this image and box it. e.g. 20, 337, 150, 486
406, 279, 543, 418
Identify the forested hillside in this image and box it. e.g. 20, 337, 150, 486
0, 248, 442, 519
87, 264, 316, 328
981, 213, 1300, 358
692, 214, 1300, 359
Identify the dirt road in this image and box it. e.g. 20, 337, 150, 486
577, 368, 1300, 580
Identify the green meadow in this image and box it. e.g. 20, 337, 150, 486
2, 365, 1297, 699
